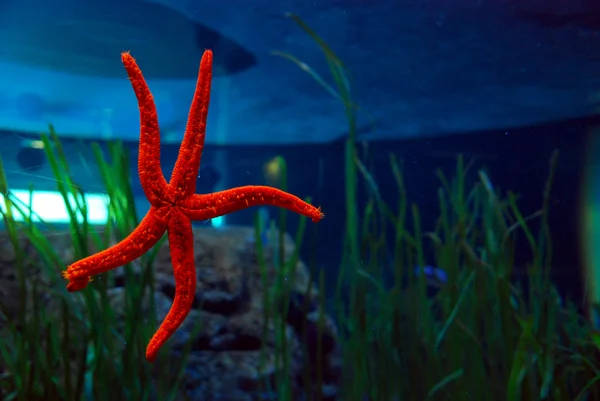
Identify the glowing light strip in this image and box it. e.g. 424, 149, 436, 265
211, 215, 224, 228
0, 189, 109, 224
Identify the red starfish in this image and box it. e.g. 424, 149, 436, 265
62, 49, 324, 362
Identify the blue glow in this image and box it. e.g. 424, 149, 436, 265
211, 216, 224, 228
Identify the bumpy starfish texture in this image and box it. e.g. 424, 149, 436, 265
62, 49, 324, 362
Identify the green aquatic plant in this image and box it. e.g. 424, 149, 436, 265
275, 14, 600, 400
346, 151, 600, 400
0, 127, 192, 401
253, 155, 322, 400
273, 12, 362, 279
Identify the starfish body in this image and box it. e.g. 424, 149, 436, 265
62, 50, 323, 362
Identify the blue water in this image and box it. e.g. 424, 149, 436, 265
1, 0, 599, 399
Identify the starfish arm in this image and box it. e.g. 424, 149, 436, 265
181, 185, 325, 223
146, 208, 197, 362
170, 50, 213, 200
121, 52, 171, 206
62, 207, 169, 292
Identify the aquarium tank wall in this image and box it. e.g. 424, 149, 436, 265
1, 0, 600, 400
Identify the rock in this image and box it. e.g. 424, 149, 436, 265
0, 225, 341, 400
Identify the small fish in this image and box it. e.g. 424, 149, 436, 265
412, 265, 448, 298
263, 156, 283, 187
415, 265, 448, 284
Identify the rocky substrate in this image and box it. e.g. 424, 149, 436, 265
0, 225, 341, 400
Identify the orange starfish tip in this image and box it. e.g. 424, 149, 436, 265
316, 206, 325, 222
146, 350, 158, 363
64, 275, 91, 292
